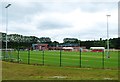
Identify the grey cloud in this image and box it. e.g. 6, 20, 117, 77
77, 22, 118, 40
1, 1, 118, 41
2, 2, 117, 22
37, 20, 72, 30
1, 2, 44, 23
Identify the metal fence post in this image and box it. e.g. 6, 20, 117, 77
80, 48, 82, 68
17, 48, 20, 63
42, 50, 44, 65
102, 51, 104, 69
28, 48, 30, 64
3, 50, 5, 60
60, 49, 62, 67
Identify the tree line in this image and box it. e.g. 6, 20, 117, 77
1, 32, 120, 49
80, 38, 120, 49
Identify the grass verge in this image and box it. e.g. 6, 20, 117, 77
2, 61, 118, 80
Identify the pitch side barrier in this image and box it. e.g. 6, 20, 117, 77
1, 49, 118, 69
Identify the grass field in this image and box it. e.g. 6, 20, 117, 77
2, 50, 118, 69
2, 61, 118, 80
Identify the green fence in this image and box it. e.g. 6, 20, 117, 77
2, 50, 118, 69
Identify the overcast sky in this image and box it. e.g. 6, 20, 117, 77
0, 0, 119, 42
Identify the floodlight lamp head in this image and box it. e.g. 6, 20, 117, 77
5, 4, 11, 8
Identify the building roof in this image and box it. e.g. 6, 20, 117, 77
90, 47, 105, 49
63, 47, 73, 50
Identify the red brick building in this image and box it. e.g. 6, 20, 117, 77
32, 44, 48, 50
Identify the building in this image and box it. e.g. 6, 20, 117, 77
62, 47, 73, 51
32, 44, 48, 50
49, 47, 62, 50
90, 47, 105, 52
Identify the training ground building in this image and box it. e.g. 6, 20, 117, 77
32, 43, 86, 51
90, 47, 105, 52
32, 44, 49, 50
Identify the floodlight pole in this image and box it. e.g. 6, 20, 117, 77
5, 4, 11, 57
106, 14, 111, 58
